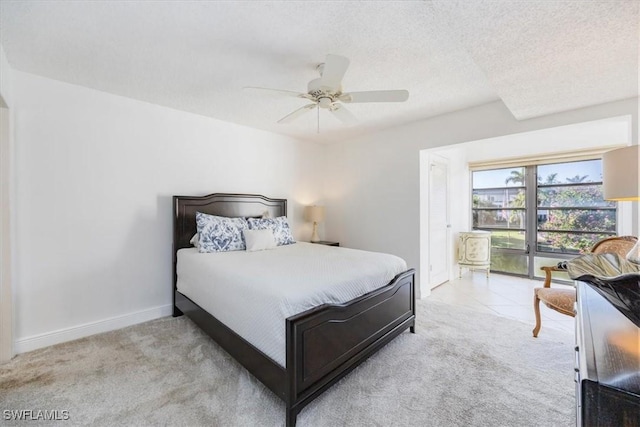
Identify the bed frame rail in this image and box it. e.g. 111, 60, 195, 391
175, 291, 287, 398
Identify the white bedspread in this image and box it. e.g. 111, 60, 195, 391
176, 242, 407, 367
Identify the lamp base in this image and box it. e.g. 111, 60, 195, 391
310, 222, 320, 243
627, 239, 640, 265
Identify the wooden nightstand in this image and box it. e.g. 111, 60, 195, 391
312, 241, 340, 247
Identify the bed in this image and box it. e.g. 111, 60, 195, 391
172, 193, 416, 426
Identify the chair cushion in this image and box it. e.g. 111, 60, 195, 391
535, 287, 576, 316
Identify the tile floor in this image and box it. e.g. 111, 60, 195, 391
428, 270, 575, 334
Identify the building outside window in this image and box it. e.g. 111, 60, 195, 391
472, 159, 616, 278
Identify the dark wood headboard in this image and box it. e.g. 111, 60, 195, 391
173, 193, 287, 253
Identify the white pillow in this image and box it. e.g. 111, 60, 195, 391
190, 233, 200, 249
243, 229, 277, 252
246, 216, 295, 246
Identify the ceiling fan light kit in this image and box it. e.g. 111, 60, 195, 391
244, 54, 409, 130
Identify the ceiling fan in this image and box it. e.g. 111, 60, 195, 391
244, 54, 409, 129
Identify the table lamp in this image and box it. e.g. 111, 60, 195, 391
304, 205, 325, 242
602, 145, 640, 264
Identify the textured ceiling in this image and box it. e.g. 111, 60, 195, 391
0, 1, 638, 143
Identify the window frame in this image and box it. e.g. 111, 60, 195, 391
471, 159, 618, 278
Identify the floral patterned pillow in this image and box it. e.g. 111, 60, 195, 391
247, 216, 295, 246
196, 212, 249, 253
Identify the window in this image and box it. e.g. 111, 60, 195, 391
472, 167, 528, 275
472, 159, 616, 278
536, 160, 616, 254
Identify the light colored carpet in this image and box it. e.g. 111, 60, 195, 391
1, 299, 575, 426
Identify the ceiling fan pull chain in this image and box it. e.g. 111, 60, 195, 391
317, 104, 320, 134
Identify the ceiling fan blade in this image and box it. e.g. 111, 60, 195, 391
339, 90, 409, 103
244, 86, 314, 100
329, 103, 357, 125
277, 104, 317, 124
320, 54, 350, 89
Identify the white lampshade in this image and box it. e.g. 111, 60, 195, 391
602, 145, 640, 201
304, 205, 325, 223
602, 144, 640, 265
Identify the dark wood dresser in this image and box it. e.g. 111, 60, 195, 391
574, 277, 640, 427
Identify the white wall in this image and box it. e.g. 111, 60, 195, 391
324, 98, 638, 298
0, 43, 15, 362
12, 71, 326, 352
0, 44, 12, 108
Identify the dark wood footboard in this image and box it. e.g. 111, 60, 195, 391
285, 269, 415, 425
174, 269, 415, 426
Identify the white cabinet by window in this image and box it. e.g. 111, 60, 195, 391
458, 231, 491, 278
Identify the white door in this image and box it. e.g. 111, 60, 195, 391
428, 157, 450, 288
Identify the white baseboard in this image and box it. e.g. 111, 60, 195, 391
15, 304, 173, 354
